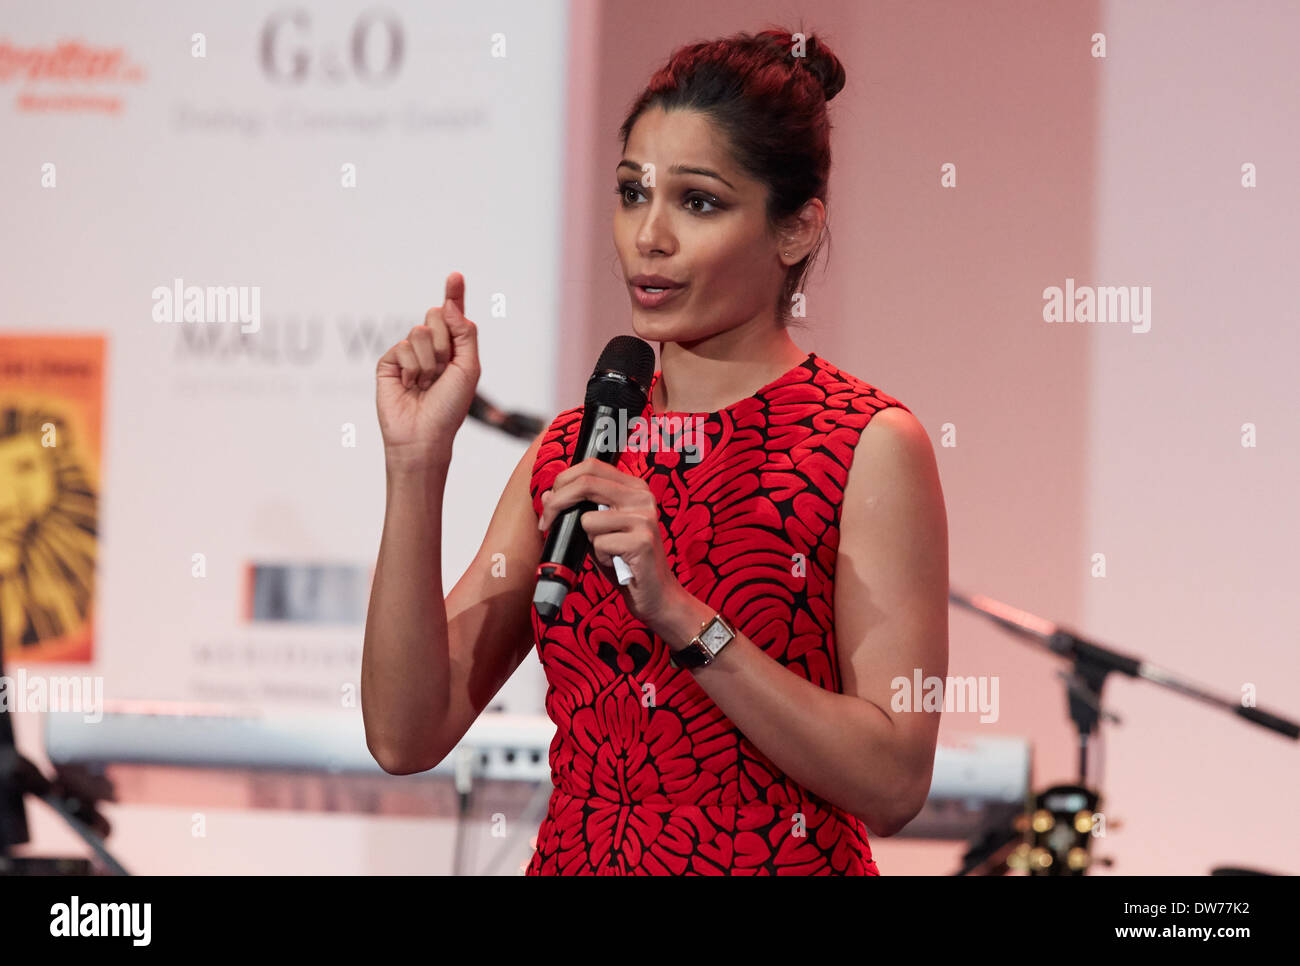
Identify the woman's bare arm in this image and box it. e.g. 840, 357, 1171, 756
361, 430, 546, 774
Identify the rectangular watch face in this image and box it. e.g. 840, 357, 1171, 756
702, 620, 730, 650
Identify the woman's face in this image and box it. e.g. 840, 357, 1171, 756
613, 107, 786, 345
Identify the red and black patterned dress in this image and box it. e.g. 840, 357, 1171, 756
524, 351, 911, 875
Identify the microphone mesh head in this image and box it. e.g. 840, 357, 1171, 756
586, 336, 655, 412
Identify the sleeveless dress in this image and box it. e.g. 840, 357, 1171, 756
524, 350, 911, 875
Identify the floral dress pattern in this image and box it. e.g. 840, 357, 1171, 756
525, 352, 910, 875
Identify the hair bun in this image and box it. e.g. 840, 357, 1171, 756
800, 34, 846, 102
760, 29, 846, 103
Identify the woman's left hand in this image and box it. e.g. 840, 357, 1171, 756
537, 457, 686, 632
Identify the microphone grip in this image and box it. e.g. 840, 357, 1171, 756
532, 398, 643, 620
533, 497, 599, 621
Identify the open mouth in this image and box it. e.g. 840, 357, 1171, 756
631, 283, 685, 307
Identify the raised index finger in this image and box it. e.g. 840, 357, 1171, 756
443, 271, 465, 317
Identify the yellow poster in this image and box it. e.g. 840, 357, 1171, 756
0, 334, 102, 663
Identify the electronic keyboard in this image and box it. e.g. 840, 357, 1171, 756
43, 701, 1029, 838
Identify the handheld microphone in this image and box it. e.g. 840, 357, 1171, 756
533, 336, 655, 621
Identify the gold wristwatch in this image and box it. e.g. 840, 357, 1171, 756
669, 612, 736, 669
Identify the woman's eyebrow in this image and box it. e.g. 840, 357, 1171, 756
617, 159, 735, 190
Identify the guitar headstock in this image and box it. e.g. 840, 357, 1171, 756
1008, 784, 1101, 875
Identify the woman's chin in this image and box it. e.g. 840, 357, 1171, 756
630, 311, 680, 340
629, 314, 655, 338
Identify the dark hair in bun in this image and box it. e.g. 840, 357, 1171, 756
798, 33, 847, 102
619, 26, 847, 327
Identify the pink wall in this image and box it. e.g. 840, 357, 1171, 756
566, 0, 1298, 875
1082, 0, 1300, 875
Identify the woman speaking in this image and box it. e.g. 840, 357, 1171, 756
362, 26, 948, 875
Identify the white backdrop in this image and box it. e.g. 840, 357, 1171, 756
1, 0, 563, 713
2, 0, 568, 872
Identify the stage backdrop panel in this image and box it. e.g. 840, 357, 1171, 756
1, 1, 567, 718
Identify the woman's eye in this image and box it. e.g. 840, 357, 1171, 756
614, 183, 720, 214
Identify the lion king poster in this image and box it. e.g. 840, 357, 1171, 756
0, 333, 102, 663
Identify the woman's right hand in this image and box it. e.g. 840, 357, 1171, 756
376, 271, 481, 468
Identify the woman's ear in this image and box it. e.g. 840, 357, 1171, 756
779, 198, 827, 263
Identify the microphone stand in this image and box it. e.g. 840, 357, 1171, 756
0, 748, 128, 876
467, 391, 546, 441
948, 588, 1296, 875
950, 588, 1297, 787
2, 645, 125, 875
